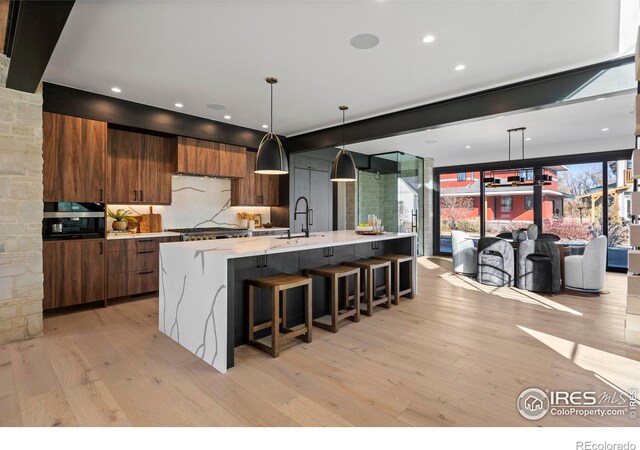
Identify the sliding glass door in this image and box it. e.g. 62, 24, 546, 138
434, 150, 633, 271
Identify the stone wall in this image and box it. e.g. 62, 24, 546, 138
345, 181, 356, 229
0, 54, 44, 344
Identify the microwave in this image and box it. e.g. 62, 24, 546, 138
43, 202, 105, 240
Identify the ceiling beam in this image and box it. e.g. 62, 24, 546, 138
288, 55, 635, 152
43, 82, 279, 149
5, 0, 75, 93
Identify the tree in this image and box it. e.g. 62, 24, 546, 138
440, 195, 474, 230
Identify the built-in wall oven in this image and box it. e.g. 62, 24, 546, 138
43, 202, 105, 240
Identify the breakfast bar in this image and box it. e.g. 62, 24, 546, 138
158, 230, 417, 373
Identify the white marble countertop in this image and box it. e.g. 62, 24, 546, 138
107, 231, 182, 240
160, 230, 416, 259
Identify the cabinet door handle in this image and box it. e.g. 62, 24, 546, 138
140, 190, 144, 202
138, 239, 154, 243
133, 190, 137, 201
99, 242, 103, 255
99, 189, 103, 202
138, 270, 154, 275
138, 250, 155, 254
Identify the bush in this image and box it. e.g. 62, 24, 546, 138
542, 218, 590, 241
446, 219, 480, 233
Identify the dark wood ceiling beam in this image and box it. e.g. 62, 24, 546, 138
288, 55, 635, 152
43, 82, 279, 149
5, 0, 75, 93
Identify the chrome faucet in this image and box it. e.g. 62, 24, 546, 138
294, 196, 311, 238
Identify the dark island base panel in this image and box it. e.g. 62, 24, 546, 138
226, 236, 415, 369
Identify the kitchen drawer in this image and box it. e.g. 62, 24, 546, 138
107, 236, 177, 253
129, 269, 159, 295
108, 248, 158, 274
107, 269, 159, 298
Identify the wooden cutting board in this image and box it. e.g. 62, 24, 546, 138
138, 215, 150, 233
148, 206, 163, 233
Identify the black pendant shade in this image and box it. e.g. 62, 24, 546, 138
256, 133, 288, 175
255, 76, 288, 175
331, 105, 357, 182
330, 148, 357, 182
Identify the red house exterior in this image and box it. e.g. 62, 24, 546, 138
440, 167, 567, 227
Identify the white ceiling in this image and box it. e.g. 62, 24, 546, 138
347, 92, 637, 167
44, 0, 623, 136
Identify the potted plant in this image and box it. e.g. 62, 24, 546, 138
108, 208, 132, 231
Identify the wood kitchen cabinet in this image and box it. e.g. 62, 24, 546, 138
230, 151, 280, 206
43, 240, 106, 310
43, 112, 107, 202
107, 236, 180, 299
107, 128, 173, 204
175, 137, 246, 178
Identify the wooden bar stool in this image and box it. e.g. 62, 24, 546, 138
343, 259, 391, 316
306, 265, 360, 332
378, 254, 414, 305
247, 273, 312, 358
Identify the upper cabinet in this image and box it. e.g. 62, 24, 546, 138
230, 151, 280, 206
175, 137, 246, 178
107, 128, 173, 205
43, 112, 107, 202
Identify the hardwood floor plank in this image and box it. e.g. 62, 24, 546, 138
0, 345, 22, 426
1, 256, 637, 426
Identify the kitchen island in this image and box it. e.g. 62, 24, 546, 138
159, 230, 417, 373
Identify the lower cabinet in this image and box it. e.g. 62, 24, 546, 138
43, 240, 106, 310
107, 236, 180, 299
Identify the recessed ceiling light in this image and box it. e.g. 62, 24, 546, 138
601, 127, 609, 132
465, 145, 471, 149
174, 103, 183, 108
497, 116, 504, 119
426, 128, 433, 132
454, 64, 466, 71
422, 35, 435, 44
206, 103, 226, 110
223, 115, 231, 120
525, 138, 532, 141
262, 124, 269, 129
596, 97, 606, 101
111, 87, 121, 93
425, 140, 438, 144
350, 33, 380, 50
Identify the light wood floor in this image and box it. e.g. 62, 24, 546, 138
2, 256, 639, 426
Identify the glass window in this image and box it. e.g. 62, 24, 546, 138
525, 196, 533, 210
501, 196, 513, 212
519, 169, 534, 181
542, 163, 603, 244
439, 171, 480, 253
457, 172, 466, 181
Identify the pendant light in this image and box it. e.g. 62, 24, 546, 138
330, 105, 357, 182
255, 77, 288, 175
506, 127, 526, 185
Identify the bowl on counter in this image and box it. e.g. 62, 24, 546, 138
263, 223, 273, 228
355, 225, 373, 232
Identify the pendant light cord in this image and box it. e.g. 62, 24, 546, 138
270, 82, 273, 132
342, 108, 346, 150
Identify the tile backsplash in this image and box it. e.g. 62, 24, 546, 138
108, 176, 271, 230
